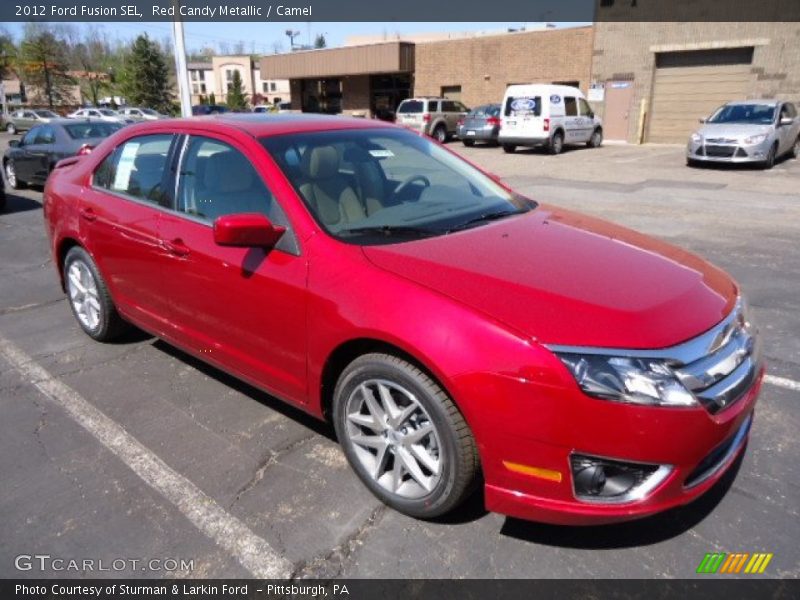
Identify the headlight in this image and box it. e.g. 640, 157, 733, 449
743, 133, 767, 145
690, 132, 702, 143
556, 353, 697, 407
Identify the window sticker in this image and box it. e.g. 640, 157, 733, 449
113, 142, 139, 191
509, 97, 540, 117
369, 149, 394, 158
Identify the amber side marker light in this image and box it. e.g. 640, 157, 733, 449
503, 461, 563, 483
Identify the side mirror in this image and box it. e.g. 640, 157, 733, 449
779, 116, 793, 126
8, 140, 19, 147
213, 213, 285, 248
698, 117, 707, 124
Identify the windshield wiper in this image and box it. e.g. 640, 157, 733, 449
341, 225, 440, 238
446, 209, 524, 233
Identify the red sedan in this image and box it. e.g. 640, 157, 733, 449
42, 115, 763, 525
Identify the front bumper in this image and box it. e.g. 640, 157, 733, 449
687, 138, 772, 163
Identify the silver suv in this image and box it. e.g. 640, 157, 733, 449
396, 97, 469, 143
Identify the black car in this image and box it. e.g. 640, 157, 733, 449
191, 104, 230, 116
0, 167, 5, 211
3, 120, 123, 189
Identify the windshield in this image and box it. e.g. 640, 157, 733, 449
397, 100, 424, 114
35, 110, 59, 118
707, 104, 776, 125
261, 128, 534, 245
141, 108, 158, 115
98, 109, 118, 116
470, 105, 501, 117
64, 122, 122, 139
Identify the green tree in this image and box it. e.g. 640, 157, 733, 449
120, 34, 172, 112
314, 34, 327, 49
0, 29, 16, 80
18, 28, 74, 107
72, 30, 114, 107
225, 69, 248, 111
209, 91, 216, 105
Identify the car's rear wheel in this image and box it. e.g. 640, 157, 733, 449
502, 144, 516, 154
333, 353, 479, 519
549, 132, 564, 155
762, 143, 778, 170
64, 246, 129, 342
462, 139, 475, 147
4, 160, 25, 190
587, 128, 603, 148
433, 125, 447, 144
6, 123, 16, 134
791, 136, 800, 159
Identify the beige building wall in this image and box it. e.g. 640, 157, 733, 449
591, 22, 800, 143
413, 26, 594, 109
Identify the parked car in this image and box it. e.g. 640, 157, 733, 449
499, 84, 603, 154
0, 166, 5, 212
118, 107, 167, 121
457, 104, 502, 147
395, 97, 469, 143
686, 100, 800, 169
4, 120, 122, 189
252, 105, 277, 114
4, 109, 61, 134
67, 108, 134, 124
43, 115, 762, 525
192, 104, 230, 116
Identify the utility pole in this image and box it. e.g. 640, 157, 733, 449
171, 0, 192, 117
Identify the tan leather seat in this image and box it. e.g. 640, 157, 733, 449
298, 145, 365, 228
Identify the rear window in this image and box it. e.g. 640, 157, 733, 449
504, 96, 541, 117
65, 122, 123, 139
397, 100, 423, 114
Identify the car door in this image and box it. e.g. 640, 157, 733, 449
563, 96, 582, 143
81, 133, 178, 334
13, 128, 41, 182
28, 125, 57, 183
577, 98, 596, 142
778, 103, 799, 154
158, 133, 309, 402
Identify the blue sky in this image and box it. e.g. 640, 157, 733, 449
4, 21, 585, 54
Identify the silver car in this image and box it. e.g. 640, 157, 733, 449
687, 100, 800, 169
396, 97, 469, 143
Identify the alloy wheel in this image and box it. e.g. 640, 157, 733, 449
67, 260, 102, 331
5, 162, 17, 188
435, 127, 446, 143
552, 134, 563, 154
344, 379, 443, 499
6, 123, 14, 134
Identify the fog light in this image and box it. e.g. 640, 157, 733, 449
570, 454, 672, 504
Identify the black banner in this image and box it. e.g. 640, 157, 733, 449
3, 580, 800, 600
2, 0, 800, 22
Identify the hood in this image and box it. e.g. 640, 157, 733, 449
362, 206, 737, 349
697, 122, 772, 140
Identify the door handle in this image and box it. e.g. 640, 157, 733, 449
162, 238, 190, 257
80, 208, 97, 222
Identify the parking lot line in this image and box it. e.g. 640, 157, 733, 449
0, 334, 292, 580
764, 374, 800, 392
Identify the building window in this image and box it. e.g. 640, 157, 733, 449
262, 82, 269, 93
440, 85, 462, 101
270, 82, 277, 92
189, 70, 206, 94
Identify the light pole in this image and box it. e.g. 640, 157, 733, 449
171, 0, 192, 117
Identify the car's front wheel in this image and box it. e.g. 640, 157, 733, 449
791, 136, 800, 159
588, 128, 603, 148
333, 353, 479, 519
64, 246, 129, 342
4, 160, 25, 190
762, 142, 778, 170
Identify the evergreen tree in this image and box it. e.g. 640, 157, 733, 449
18, 29, 74, 108
225, 70, 248, 111
120, 34, 172, 112
314, 34, 327, 49
209, 91, 216, 105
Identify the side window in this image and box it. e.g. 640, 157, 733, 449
454, 101, 468, 113
578, 98, 594, 116
93, 134, 174, 205
21, 128, 39, 145
441, 100, 458, 113
781, 103, 796, 119
34, 126, 55, 144
564, 97, 578, 117
23, 111, 36, 119
176, 136, 289, 227
427, 100, 438, 112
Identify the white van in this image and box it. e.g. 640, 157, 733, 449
499, 84, 603, 154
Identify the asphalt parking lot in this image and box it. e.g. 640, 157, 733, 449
1, 131, 798, 579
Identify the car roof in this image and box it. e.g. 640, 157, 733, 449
122, 113, 398, 138
725, 99, 781, 106
504, 84, 582, 95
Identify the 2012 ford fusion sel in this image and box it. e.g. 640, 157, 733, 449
43, 114, 763, 525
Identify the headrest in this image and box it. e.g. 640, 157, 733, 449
203, 151, 255, 193
301, 145, 339, 180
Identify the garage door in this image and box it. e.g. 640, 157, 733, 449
647, 48, 755, 143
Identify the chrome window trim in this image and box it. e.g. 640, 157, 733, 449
545, 298, 745, 367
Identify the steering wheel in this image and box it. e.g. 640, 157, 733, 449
392, 175, 431, 201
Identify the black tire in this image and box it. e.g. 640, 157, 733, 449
762, 143, 778, 170
548, 131, 564, 155
63, 246, 129, 342
432, 125, 447, 144
333, 353, 479, 519
5, 123, 16, 135
502, 144, 516, 154
587, 128, 603, 148
686, 158, 701, 168
462, 139, 475, 147
0, 189, 6, 212
4, 159, 25, 190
